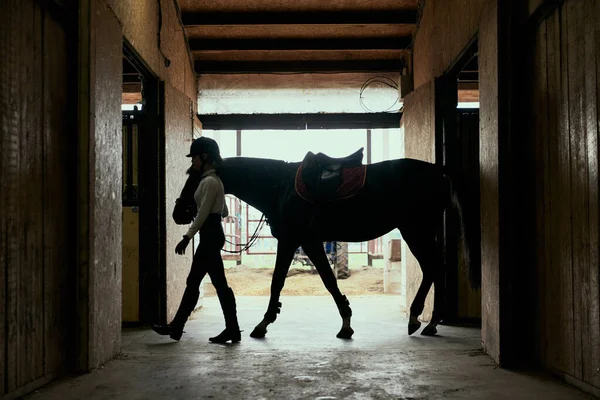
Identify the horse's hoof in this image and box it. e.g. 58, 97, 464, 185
421, 324, 438, 336
336, 327, 354, 339
250, 326, 267, 339
408, 321, 421, 336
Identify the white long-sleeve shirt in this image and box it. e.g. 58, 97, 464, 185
185, 169, 228, 238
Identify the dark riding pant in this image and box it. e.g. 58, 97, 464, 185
171, 214, 238, 330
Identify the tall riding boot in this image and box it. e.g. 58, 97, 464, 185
152, 285, 199, 341
209, 287, 241, 343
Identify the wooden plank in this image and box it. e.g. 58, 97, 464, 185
181, 10, 419, 25
582, 0, 600, 387
43, 11, 70, 376
466, 112, 481, 319
5, 0, 21, 392
402, 81, 436, 322
189, 37, 413, 51
87, 0, 123, 368
566, 0, 586, 380
545, 9, 565, 374
479, 0, 501, 364
122, 207, 140, 322
594, 0, 600, 388
532, 19, 549, 367
32, 3, 45, 383
19, 1, 33, 387
540, 18, 552, 368
0, 0, 13, 395
18, 0, 45, 387
194, 59, 406, 74
555, 3, 576, 377
18, 0, 31, 386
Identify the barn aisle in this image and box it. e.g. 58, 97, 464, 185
28, 296, 590, 399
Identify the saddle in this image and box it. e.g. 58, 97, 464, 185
295, 148, 367, 203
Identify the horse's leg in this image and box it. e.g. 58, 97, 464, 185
421, 269, 444, 336
301, 240, 354, 339
408, 272, 434, 335
249, 239, 297, 339
402, 225, 438, 336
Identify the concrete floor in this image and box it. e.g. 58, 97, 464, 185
29, 295, 592, 400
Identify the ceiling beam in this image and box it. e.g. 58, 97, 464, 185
457, 71, 479, 82
123, 74, 142, 83
182, 10, 418, 25
188, 37, 412, 51
195, 59, 406, 74
198, 113, 402, 130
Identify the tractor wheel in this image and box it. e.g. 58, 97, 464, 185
335, 242, 350, 279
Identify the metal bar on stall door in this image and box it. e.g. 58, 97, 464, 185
366, 129, 372, 165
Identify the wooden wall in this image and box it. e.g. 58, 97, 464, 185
106, 0, 198, 323
164, 84, 196, 321
403, 0, 490, 325
107, 0, 197, 102
412, 0, 487, 89
401, 80, 436, 321
479, 0, 502, 365
532, 0, 600, 391
88, 0, 123, 369
0, 0, 75, 396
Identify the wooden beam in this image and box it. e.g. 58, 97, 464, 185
122, 82, 142, 93
195, 59, 406, 73
457, 71, 479, 82
189, 37, 412, 51
182, 10, 418, 26
199, 113, 402, 130
527, 0, 564, 30
122, 93, 143, 104
123, 74, 141, 84
458, 89, 480, 103
458, 82, 479, 91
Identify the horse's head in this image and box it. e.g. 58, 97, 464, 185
172, 168, 203, 225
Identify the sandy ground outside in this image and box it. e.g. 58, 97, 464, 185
218, 264, 384, 296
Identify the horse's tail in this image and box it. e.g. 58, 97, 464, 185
444, 168, 481, 290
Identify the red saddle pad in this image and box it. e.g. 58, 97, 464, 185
295, 163, 367, 203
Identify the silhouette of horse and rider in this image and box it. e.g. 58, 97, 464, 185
173, 146, 479, 339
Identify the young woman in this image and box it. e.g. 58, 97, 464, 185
152, 137, 241, 343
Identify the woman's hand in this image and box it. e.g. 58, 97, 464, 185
175, 235, 191, 255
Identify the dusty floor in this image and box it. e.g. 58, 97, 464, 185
28, 295, 592, 400
223, 265, 384, 296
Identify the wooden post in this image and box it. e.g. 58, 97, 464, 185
366, 128, 373, 266
366, 129, 372, 164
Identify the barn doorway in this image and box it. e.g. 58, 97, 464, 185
435, 39, 482, 324
121, 42, 166, 326
197, 113, 406, 306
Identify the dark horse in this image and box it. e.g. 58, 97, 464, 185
175, 149, 479, 339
